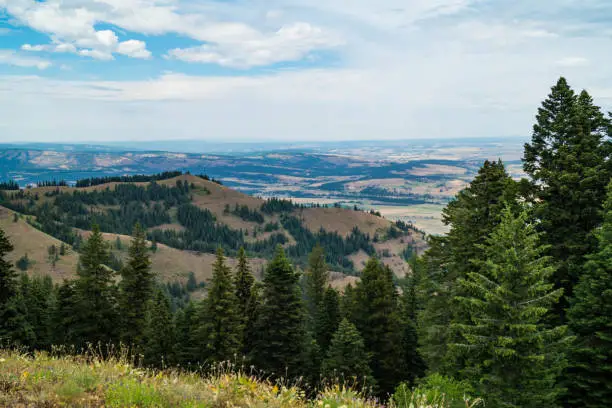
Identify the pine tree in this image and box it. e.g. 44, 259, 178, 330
315, 286, 341, 353
53, 280, 79, 346
354, 258, 405, 395
119, 223, 155, 350
304, 244, 328, 318
454, 207, 570, 407
175, 301, 198, 366
400, 271, 426, 385
523, 77, 611, 322
21, 274, 54, 350
72, 224, 119, 347
322, 318, 374, 388
143, 290, 176, 368
565, 180, 612, 407
252, 245, 306, 378
196, 248, 242, 363
234, 247, 255, 341
417, 160, 517, 375
0, 227, 32, 346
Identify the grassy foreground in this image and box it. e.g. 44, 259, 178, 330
0, 349, 463, 408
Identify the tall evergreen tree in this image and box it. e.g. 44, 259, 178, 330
234, 246, 258, 355
0, 228, 32, 346
119, 224, 155, 350
354, 258, 405, 395
72, 224, 119, 347
196, 248, 242, 363
315, 286, 341, 353
304, 244, 328, 318
322, 318, 374, 387
400, 271, 426, 385
53, 280, 79, 346
252, 245, 306, 378
21, 274, 54, 350
174, 301, 198, 366
565, 180, 612, 407
143, 290, 176, 368
454, 207, 570, 407
523, 77, 611, 322
417, 159, 517, 375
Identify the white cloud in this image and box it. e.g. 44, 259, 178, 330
166, 22, 341, 68
0, 50, 51, 69
556, 56, 589, 67
117, 40, 152, 59
2, 0, 151, 60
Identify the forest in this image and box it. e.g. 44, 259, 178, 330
0, 77, 611, 407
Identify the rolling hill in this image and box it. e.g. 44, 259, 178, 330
0, 174, 424, 288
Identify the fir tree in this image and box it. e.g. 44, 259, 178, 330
119, 223, 155, 350
454, 207, 570, 407
315, 286, 341, 353
234, 247, 258, 355
304, 244, 328, 318
565, 180, 612, 407
174, 301, 198, 366
252, 245, 306, 378
400, 271, 426, 385
523, 77, 611, 322
53, 280, 78, 346
0, 227, 32, 346
196, 248, 242, 363
21, 274, 54, 350
143, 290, 176, 368
72, 224, 119, 347
322, 318, 374, 388
417, 160, 517, 375
354, 258, 405, 395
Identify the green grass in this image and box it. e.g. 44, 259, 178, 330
0, 349, 472, 407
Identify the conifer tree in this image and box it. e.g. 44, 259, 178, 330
196, 248, 242, 363
143, 290, 176, 368
524, 77, 611, 322
454, 207, 569, 407
175, 301, 198, 366
322, 318, 374, 388
565, 180, 612, 407
0, 228, 33, 346
417, 160, 517, 375
119, 223, 155, 349
252, 245, 305, 378
53, 280, 78, 346
304, 244, 328, 318
72, 224, 119, 347
21, 274, 54, 350
354, 258, 405, 395
400, 271, 426, 385
234, 246, 258, 354
315, 286, 341, 353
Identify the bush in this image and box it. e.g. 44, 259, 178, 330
393, 374, 480, 408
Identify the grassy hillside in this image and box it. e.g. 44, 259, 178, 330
0, 350, 469, 408
0, 207, 79, 280
0, 174, 424, 283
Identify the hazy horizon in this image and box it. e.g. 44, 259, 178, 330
1, 1, 611, 142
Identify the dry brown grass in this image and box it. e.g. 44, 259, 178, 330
296, 207, 391, 237
0, 206, 79, 281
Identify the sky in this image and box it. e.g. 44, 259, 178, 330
0, 0, 611, 143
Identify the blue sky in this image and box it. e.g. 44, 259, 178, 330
0, 0, 611, 143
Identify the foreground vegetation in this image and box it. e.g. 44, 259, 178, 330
0, 349, 481, 407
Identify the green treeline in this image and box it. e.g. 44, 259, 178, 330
0, 224, 421, 398
74, 171, 184, 187
416, 77, 612, 407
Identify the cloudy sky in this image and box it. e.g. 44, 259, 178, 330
0, 0, 611, 143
